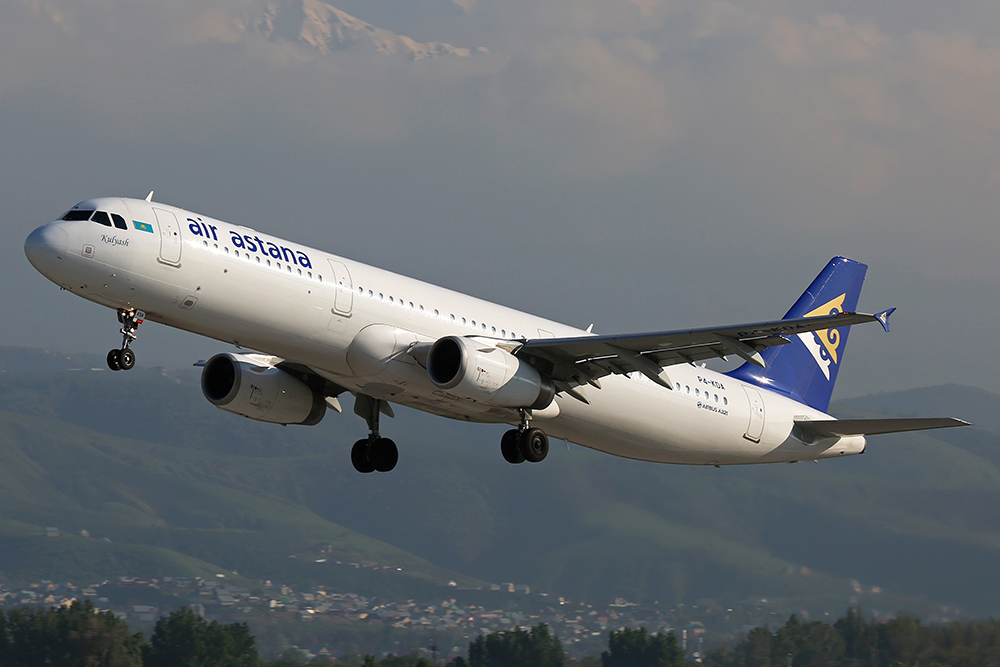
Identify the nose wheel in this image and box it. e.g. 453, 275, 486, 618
107, 308, 143, 372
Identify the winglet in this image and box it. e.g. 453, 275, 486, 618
145, 190, 154, 202
874, 307, 896, 333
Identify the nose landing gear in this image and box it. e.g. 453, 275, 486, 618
501, 409, 550, 464
107, 308, 143, 372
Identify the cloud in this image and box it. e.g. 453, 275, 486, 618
3, 0, 1000, 391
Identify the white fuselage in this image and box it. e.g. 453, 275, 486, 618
24, 197, 866, 465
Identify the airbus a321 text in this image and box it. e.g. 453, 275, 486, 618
24, 195, 968, 473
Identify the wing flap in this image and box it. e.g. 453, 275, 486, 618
794, 417, 971, 438
519, 311, 885, 385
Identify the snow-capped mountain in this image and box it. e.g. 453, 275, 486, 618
246, 0, 486, 60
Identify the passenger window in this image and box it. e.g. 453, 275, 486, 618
318, 275, 323, 282
111, 213, 128, 230
62, 210, 94, 221
723, 397, 728, 405
91, 211, 113, 227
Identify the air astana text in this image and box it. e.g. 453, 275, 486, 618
186, 218, 313, 269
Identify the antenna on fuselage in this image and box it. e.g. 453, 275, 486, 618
145, 191, 154, 202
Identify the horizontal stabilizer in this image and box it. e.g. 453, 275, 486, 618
794, 417, 971, 439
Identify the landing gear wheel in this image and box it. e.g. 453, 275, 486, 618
519, 428, 549, 463
107, 349, 121, 371
501, 429, 525, 464
118, 348, 136, 371
369, 437, 399, 472
351, 439, 375, 473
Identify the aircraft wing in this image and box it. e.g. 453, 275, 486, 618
794, 417, 971, 438
517, 311, 891, 392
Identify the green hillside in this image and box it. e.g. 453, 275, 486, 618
0, 346, 995, 617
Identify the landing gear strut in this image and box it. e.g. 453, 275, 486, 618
351, 395, 398, 474
501, 409, 549, 464
107, 308, 143, 372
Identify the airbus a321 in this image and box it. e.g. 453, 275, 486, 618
24, 195, 967, 473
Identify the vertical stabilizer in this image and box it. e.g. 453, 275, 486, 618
726, 257, 867, 412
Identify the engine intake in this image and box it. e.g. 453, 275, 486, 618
426, 336, 554, 410
201, 353, 326, 426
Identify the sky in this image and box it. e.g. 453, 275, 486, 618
4, 0, 1000, 400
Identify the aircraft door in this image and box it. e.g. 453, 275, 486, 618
153, 208, 182, 265
328, 259, 353, 317
742, 386, 765, 442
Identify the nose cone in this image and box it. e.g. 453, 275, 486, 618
24, 222, 69, 276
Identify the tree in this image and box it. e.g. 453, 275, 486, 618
0, 599, 143, 667
468, 623, 566, 667
144, 606, 260, 667
602, 627, 686, 667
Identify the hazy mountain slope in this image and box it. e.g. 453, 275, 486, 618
0, 347, 995, 615
0, 395, 481, 595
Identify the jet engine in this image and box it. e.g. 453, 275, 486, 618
201, 353, 326, 425
426, 336, 554, 409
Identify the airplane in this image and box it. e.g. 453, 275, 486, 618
24, 194, 968, 473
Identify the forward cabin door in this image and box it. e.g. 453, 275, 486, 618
328, 259, 353, 317
742, 386, 765, 442
153, 208, 182, 266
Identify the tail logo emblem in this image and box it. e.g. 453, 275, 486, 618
796, 294, 846, 380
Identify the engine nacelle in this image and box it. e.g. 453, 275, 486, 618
426, 336, 555, 410
201, 353, 326, 426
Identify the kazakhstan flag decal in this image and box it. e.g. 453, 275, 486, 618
133, 220, 154, 233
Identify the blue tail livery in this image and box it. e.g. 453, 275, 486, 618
727, 257, 869, 412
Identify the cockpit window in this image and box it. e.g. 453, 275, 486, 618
111, 213, 128, 230
62, 210, 94, 221
91, 211, 113, 227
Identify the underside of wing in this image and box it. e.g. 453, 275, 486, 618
517, 311, 887, 389
794, 417, 971, 439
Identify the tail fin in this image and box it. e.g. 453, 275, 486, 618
726, 257, 868, 412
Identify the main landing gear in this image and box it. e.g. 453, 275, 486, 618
351, 396, 398, 474
107, 308, 143, 372
500, 410, 549, 464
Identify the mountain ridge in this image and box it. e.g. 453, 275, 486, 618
244, 0, 487, 60
0, 346, 993, 617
